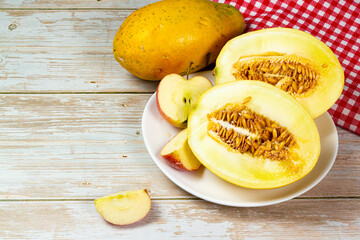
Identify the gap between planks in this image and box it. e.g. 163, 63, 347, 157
0, 92, 155, 94
1, 196, 360, 202
0, 8, 139, 11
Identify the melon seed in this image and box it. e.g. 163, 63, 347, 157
232, 56, 318, 96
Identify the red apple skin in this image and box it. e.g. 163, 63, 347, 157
161, 151, 201, 171
161, 152, 196, 171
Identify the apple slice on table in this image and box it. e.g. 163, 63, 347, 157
95, 189, 151, 225
160, 129, 201, 171
156, 73, 212, 128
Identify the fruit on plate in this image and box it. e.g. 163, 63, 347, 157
95, 189, 151, 225
187, 80, 321, 189
160, 128, 202, 171
214, 28, 344, 118
113, 0, 245, 81
156, 73, 212, 128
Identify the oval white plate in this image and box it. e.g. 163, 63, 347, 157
142, 71, 338, 207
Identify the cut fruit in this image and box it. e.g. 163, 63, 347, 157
156, 74, 213, 128
188, 80, 321, 189
215, 27, 344, 118
95, 189, 151, 225
160, 129, 202, 171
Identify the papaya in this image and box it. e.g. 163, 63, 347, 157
214, 28, 344, 118
113, 0, 245, 81
187, 81, 320, 189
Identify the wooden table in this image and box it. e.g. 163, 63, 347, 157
1, 1, 359, 239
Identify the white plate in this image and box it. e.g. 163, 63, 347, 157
142, 71, 338, 207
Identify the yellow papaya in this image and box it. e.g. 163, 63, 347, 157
113, 0, 245, 81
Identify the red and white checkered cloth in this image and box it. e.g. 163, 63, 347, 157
214, 0, 360, 135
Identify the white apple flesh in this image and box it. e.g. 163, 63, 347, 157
95, 189, 151, 225
156, 74, 212, 128
160, 129, 201, 171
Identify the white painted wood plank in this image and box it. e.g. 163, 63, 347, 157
0, 94, 148, 142
0, 94, 359, 199
1, 199, 359, 239
0, 93, 186, 199
0, 142, 191, 199
0, 10, 160, 92
1, 10, 128, 48
0, 0, 156, 8
0, 47, 158, 92
0, 94, 188, 199
0, 139, 358, 199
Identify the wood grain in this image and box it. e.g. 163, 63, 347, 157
0, 47, 158, 93
1, 1, 360, 239
1, 199, 359, 239
1, 10, 128, 47
0, 0, 156, 9
0, 94, 187, 199
0, 94, 359, 199
0, 10, 159, 92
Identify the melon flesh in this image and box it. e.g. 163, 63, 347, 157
188, 80, 321, 189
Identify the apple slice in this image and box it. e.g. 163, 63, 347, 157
95, 189, 151, 225
160, 129, 201, 171
156, 73, 212, 128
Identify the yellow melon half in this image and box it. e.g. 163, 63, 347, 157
188, 81, 320, 189
215, 28, 344, 118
